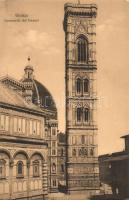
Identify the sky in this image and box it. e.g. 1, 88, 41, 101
0, 0, 129, 155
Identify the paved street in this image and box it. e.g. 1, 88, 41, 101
48, 193, 89, 200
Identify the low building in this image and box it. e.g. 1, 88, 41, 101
0, 59, 59, 199
0, 82, 48, 200
99, 135, 129, 199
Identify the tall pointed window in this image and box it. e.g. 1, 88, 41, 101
84, 79, 89, 93
84, 108, 90, 122
76, 78, 82, 93
77, 108, 82, 122
77, 36, 88, 63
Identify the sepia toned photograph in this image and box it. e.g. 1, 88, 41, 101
0, 0, 129, 199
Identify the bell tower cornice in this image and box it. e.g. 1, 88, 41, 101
64, 3, 97, 32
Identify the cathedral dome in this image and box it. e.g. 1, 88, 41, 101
22, 78, 57, 113
32, 79, 57, 112
22, 57, 57, 116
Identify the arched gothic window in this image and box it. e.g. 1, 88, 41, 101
17, 161, 24, 178
76, 107, 90, 123
0, 159, 6, 178
84, 108, 90, 122
84, 79, 89, 93
33, 160, 40, 177
77, 36, 88, 63
76, 78, 82, 93
77, 108, 82, 122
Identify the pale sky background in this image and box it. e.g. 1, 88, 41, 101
0, 0, 129, 155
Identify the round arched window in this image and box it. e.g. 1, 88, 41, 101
17, 161, 24, 178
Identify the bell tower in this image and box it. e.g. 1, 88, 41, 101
63, 2, 99, 196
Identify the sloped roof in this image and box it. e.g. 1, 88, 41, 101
0, 75, 57, 113
0, 82, 44, 114
0, 75, 24, 88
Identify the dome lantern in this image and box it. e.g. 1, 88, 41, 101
24, 57, 34, 79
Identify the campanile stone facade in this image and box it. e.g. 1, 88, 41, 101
63, 3, 100, 195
